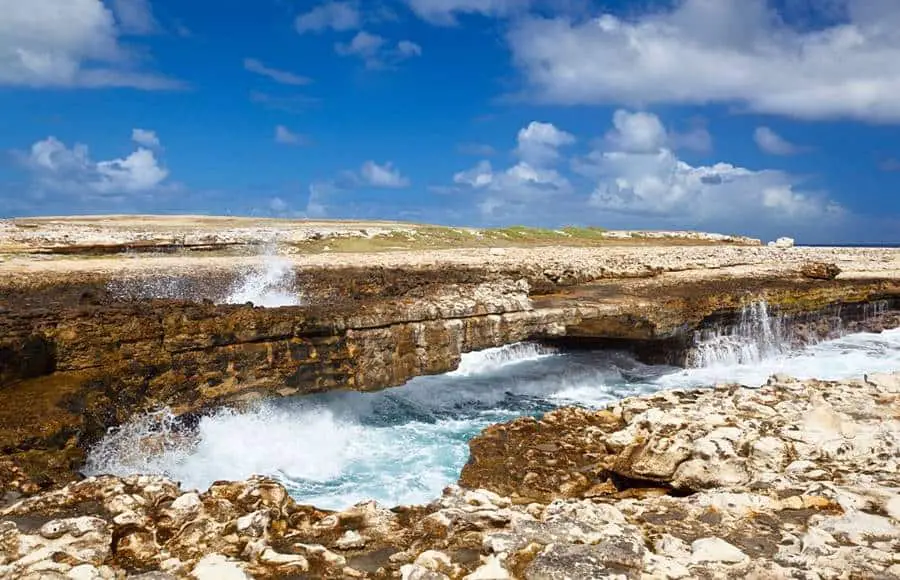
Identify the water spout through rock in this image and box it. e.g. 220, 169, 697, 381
223, 246, 300, 307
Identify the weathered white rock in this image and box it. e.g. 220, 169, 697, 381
335, 529, 366, 550
690, 538, 748, 564
769, 237, 795, 248
191, 554, 250, 580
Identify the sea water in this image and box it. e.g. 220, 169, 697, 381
85, 316, 900, 510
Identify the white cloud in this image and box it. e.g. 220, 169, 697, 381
397, 40, 423, 57
516, 121, 575, 165
110, 0, 158, 34
335, 32, 421, 69
453, 121, 574, 217
604, 110, 667, 154
454, 160, 571, 218
360, 161, 410, 188
508, 0, 900, 123
754, 126, 803, 155
403, 0, 532, 24
304, 160, 411, 214
0, 0, 178, 89
578, 111, 840, 224
274, 125, 305, 145
296, 2, 361, 33
131, 128, 160, 148
243, 58, 311, 86
23, 132, 169, 196
449, 111, 845, 234
336, 31, 384, 58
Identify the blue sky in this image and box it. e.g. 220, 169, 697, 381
1, 0, 900, 243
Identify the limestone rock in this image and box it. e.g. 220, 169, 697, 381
769, 237, 795, 248
800, 262, 841, 280
690, 537, 748, 564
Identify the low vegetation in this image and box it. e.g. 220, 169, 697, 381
286, 224, 740, 254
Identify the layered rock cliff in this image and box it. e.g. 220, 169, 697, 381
2, 240, 900, 494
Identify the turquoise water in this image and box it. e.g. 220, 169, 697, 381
85, 329, 900, 510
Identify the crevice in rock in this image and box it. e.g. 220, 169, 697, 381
604, 471, 694, 498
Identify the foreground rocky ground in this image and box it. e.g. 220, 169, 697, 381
4, 371, 900, 579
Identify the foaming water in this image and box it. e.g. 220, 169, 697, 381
87, 328, 900, 510
448, 343, 558, 377
223, 253, 300, 307
105, 245, 300, 306
688, 302, 788, 367
659, 327, 900, 390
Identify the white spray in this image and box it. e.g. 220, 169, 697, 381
223, 243, 301, 307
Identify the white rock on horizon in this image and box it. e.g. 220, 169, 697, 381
769, 237, 796, 248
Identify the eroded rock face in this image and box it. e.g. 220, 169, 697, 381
800, 262, 842, 280
4, 373, 900, 579
0, 279, 558, 492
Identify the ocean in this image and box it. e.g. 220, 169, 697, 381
85, 322, 900, 510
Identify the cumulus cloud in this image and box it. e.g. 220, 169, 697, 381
516, 121, 575, 165
22, 131, 169, 196
360, 161, 410, 188
296, 2, 361, 33
602, 111, 713, 154
304, 160, 411, 217
508, 0, 900, 123
577, 111, 841, 224
0, 0, 178, 89
243, 58, 311, 86
453, 121, 573, 217
449, 111, 844, 235
754, 127, 804, 155
131, 128, 160, 148
604, 110, 666, 154
335, 32, 421, 69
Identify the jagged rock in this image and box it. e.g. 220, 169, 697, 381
800, 261, 841, 280
524, 543, 641, 580
3, 373, 900, 578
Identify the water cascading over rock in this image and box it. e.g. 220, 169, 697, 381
687, 302, 789, 367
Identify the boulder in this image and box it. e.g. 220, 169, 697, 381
800, 262, 841, 280
769, 237, 796, 248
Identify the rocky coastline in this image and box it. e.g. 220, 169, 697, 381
4, 371, 900, 579
3, 217, 900, 578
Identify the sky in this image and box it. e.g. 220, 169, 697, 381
1, 0, 900, 243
